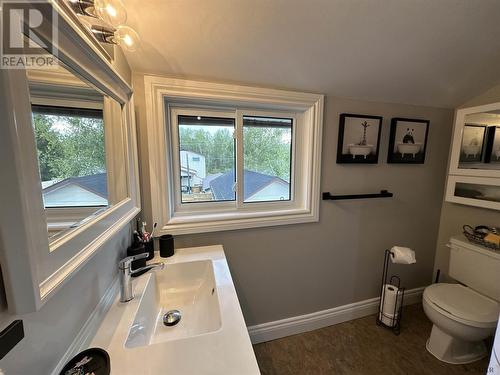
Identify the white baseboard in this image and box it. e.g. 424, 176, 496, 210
248, 286, 425, 344
51, 277, 119, 375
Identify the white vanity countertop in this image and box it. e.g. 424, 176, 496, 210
91, 245, 260, 374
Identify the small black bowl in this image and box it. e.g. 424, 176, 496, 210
60, 347, 110, 375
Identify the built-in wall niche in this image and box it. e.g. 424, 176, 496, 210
446, 176, 500, 211
446, 102, 500, 210
0, 2, 139, 314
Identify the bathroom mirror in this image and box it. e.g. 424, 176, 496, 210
27, 62, 128, 240
458, 111, 500, 170
446, 102, 500, 209
0, 2, 139, 314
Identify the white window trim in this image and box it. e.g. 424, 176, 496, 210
30, 95, 103, 110
144, 76, 324, 235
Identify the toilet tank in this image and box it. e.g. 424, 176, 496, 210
449, 236, 500, 301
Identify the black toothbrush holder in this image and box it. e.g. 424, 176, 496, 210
144, 240, 154, 260
159, 234, 175, 258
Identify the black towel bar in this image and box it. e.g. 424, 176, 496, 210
322, 190, 393, 200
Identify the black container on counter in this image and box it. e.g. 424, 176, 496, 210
159, 234, 175, 258
144, 240, 154, 260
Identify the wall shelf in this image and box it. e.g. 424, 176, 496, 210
322, 190, 393, 201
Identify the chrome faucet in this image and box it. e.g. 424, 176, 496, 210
119, 253, 165, 302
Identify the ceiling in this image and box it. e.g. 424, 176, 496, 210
122, 0, 500, 108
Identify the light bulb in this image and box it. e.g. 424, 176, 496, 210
114, 25, 140, 52
94, 0, 127, 27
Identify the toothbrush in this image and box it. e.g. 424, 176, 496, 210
150, 223, 158, 239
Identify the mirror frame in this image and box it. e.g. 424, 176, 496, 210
0, 2, 140, 313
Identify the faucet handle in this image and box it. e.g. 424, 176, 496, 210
119, 253, 149, 270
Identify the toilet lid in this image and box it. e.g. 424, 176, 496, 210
424, 283, 499, 324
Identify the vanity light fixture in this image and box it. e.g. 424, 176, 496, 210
93, 0, 127, 27
67, 0, 97, 18
67, 0, 140, 51
91, 25, 140, 52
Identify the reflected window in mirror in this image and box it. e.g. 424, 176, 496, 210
32, 106, 107, 207
27, 63, 124, 240
31, 105, 108, 237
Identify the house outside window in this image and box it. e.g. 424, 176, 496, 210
176, 114, 293, 204
32, 105, 108, 208
31, 104, 109, 236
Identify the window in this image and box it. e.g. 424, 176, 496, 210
144, 76, 323, 234
177, 115, 235, 203
243, 116, 292, 202
171, 108, 296, 212
175, 114, 294, 205
32, 105, 108, 208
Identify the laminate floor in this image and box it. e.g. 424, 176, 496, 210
253, 303, 491, 375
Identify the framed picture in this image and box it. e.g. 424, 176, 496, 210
485, 126, 500, 163
336, 113, 382, 164
387, 118, 430, 164
459, 124, 487, 163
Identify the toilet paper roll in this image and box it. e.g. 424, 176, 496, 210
379, 313, 397, 327
390, 246, 416, 264
379, 284, 401, 327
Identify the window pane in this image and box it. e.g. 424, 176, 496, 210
243, 116, 292, 202
178, 115, 235, 203
32, 106, 107, 208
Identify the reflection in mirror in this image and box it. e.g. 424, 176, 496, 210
487, 125, 500, 164
460, 111, 500, 170
27, 63, 122, 240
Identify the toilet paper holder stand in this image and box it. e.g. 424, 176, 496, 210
376, 249, 406, 335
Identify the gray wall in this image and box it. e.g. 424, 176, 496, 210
0, 227, 130, 375
0, 49, 133, 375
133, 73, 454, 326
112, 46, 132, 85
433, 84, 500, 280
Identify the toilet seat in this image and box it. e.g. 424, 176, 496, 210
423, 283, 499, 329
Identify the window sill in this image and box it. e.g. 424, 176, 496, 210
160, 209, 319, 235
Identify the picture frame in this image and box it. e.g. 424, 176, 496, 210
387, 118, 430, 164
459, 124, 487, 163
485, 125, 500, 164
336, 113, 383, 164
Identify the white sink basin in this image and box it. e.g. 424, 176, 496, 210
125, 260, 222, 348
91, 245, 259, 374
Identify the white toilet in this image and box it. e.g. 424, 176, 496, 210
423, 236, 500, 364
